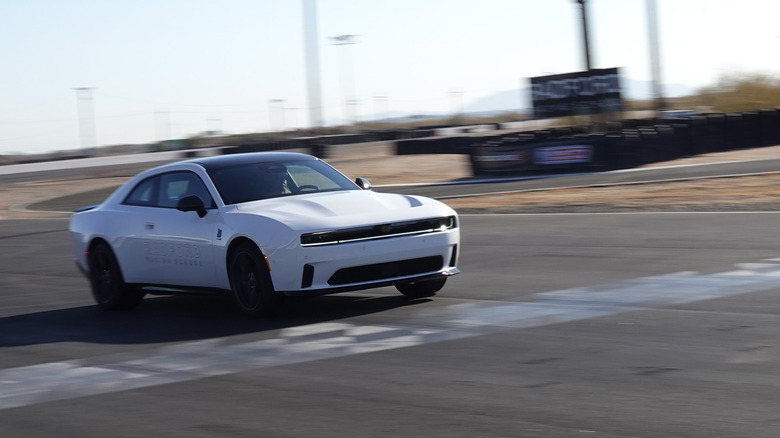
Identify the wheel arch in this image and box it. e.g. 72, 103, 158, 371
225, 236, 279, 316
86, 237, 131, 283
85, 237, 144, 310
226, 236, 265, 264
225, 236, 273, 285
87, 236, 111, 253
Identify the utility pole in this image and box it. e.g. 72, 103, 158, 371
647, 0, 665, 111
575, 0, 593, 71
73, 87, 97, 149
302, 0, 323, 127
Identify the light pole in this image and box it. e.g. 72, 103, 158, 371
330, 34, 359, 126
574, 0, 593, 71
73, 87, 97, 149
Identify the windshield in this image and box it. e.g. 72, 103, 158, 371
207, 159, 359, 205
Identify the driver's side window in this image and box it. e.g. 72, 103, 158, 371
158, 172, 214, 209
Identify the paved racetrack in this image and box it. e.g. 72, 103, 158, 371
4, 200, 780, 436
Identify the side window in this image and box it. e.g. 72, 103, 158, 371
158, 172, 215, 209
124, 176, 159, 206
123, 172, 214, 208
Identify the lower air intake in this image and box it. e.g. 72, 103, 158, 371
328, 256, 443, 286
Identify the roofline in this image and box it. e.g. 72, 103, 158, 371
187, 151, 319, 171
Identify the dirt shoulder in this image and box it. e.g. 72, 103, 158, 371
2, 143, 780, 219
445, 145, 780, 214
445, 173, 780, 214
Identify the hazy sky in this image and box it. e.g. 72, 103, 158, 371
1, 0, 779, 154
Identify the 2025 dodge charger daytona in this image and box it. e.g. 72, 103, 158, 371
70, 152, 460, 316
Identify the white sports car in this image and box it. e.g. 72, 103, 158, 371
70, 152, 460, 316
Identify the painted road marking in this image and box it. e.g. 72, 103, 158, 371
3, 258, 780, 410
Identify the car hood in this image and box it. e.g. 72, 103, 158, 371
231, 190, 453, 230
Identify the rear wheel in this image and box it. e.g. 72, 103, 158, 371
87, 242, 144, 310
228, 242, 278, 316
395, 277, 446, 299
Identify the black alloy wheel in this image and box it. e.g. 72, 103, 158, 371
88, 242, 144, 310
228, 242, 278, 316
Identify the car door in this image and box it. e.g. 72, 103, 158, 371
123, 171, 219, 288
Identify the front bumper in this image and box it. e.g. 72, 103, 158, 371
278, 267, 460, 297
267, 228, 460, 294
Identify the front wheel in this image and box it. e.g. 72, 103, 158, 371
395, 277, 446, 299
228, 243, 278, 317
87, 242, 144, 310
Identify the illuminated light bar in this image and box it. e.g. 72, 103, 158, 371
301, 216, 457, 247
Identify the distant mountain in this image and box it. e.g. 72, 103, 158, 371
620, 78, 695, 100
345, 78, 696, 125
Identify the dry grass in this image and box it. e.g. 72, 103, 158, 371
445, 174, 780, 213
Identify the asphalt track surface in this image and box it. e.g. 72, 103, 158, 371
4, 162, 780, 436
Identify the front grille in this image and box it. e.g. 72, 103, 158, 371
328, 256, 444, 286
301, 216, 457, 247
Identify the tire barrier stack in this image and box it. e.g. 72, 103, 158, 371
217, 124, 502, 159
213, 108, 779, 178
395, 136, 476, 155
460, 109, 779, 177
469, 132, 609, 177
221, 129, 434, 158
394, 126, 592, 157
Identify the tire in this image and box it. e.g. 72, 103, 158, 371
228, 242, 278, 316
88, 242, 144, 310
395, 277, 446, 299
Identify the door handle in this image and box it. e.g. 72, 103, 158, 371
145, 223, 155, 230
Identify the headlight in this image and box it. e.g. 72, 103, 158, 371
301, 215, 457, 247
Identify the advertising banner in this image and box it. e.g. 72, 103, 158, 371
534, 145, 592, 165
470, 139, 598, 176
531, 68, 622, 119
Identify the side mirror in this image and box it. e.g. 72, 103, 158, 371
177, 195, 207, 218
355, 177, 372, 190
